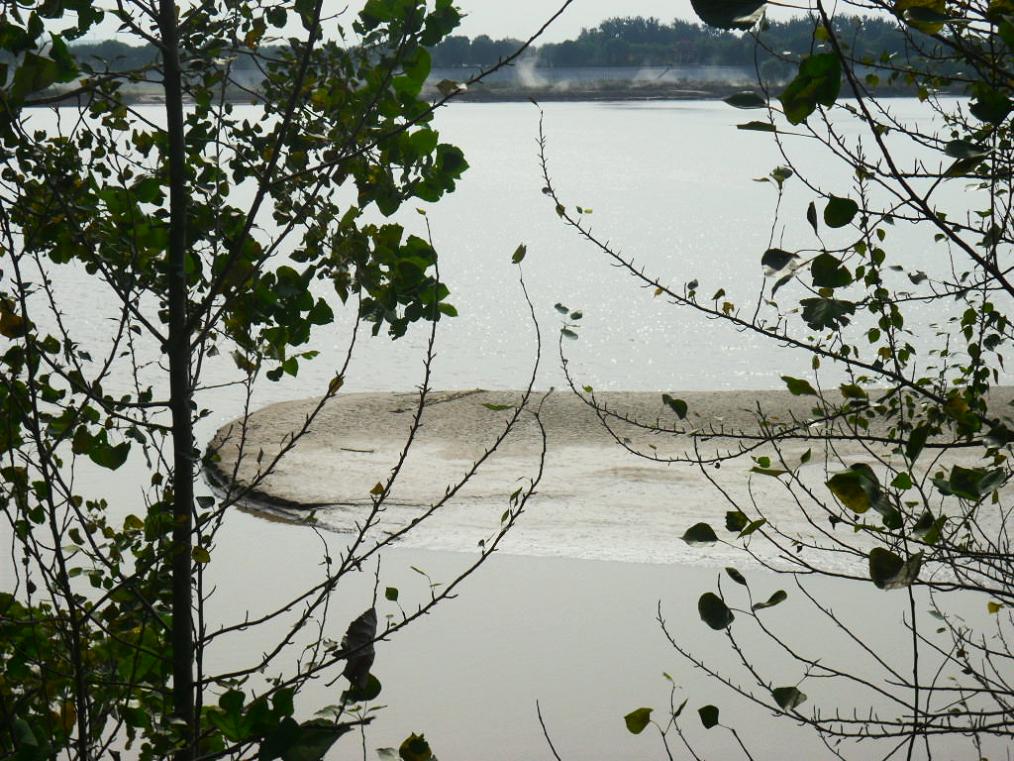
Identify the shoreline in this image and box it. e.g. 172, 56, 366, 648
36, 81, 938, 108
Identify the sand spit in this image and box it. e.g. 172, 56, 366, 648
207, 388, 1013, 564
209, 388, 1014, 505
209, 388, 826, 504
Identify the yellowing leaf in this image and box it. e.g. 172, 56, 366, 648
436, 79, 464, 97
0, 309, 26, 338
243, 18, 267, 48
895, 0, 947, 33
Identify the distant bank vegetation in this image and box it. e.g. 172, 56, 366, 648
69, 15, 913, 74
431, 15, 911, 69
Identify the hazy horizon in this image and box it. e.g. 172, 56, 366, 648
74, 1, 705, 45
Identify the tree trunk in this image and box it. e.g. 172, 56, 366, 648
158, 2, 196, 757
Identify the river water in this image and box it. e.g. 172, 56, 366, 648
6, 98, 1008, 760
231, 96, 981, 401
25, 98, 983, 413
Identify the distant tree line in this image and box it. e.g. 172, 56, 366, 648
64, 39, 270, 74
67, 15, 916, 76
430, 15, 914, 68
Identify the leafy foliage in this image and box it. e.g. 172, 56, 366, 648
0, 1, 547, 760
539, 0, 1014, 756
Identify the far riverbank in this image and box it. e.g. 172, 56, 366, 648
37, 73, 933, 107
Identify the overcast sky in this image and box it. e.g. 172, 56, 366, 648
449, 0, 697, 42
83, 1, 700, 44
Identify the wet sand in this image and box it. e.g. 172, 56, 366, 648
210, 387, 855, 509
208, 388, 1011, 567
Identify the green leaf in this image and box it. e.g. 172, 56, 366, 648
725, 511, 748, 532
258, 717, 299, 761
698, 592, 735, 630
934, 466, 1006, 500
47, 35, 78, 82
896, 0, 949, 32
698, 704, 720, 729
342, 672, 382, 703
0, 307, 26, 338
739, 518, 767, 537
891, 472, 913, 490
737, 120, 777, 132
682, 522, 718, 546
662, 394, 688, 419
11, 52, 60, 101
12, 717, 39, 749
689, 0, 767, 29
800, 297, 856, 331
810, 253, 852, 288
281, 719, 356, 761
779, 54, 841, 125
823, 196, 859, 228
90, 440, 131, 470
725, 567, 747, 585
944, 156, 983, 178
341, 608, 377, 689
752, 589, 787, 610
945, 139, 987, 160
782, 375, 816, 396
906, 6, 952, 23
132, 177, 162, 204
385, 586, 399, 601
986, 422, 1014, 448
770, 166, 793, 186
399, 733, 433, 761
751, 467, 787, 477
511, 243, 527, 264
436, 79, 462, 97
827, 464, 881, 514
913, 512, 946, 545
761, 248, 799, 276
906, 425, 930, 462
806, 201, 818, 234
840, 383, 868, 400
772, 686, 807, 710
869, 548, 923, 589
192, 546, 211, 564
624, 707, 653, 734
970, 84, 1013, 125
724, 91, 766, 108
